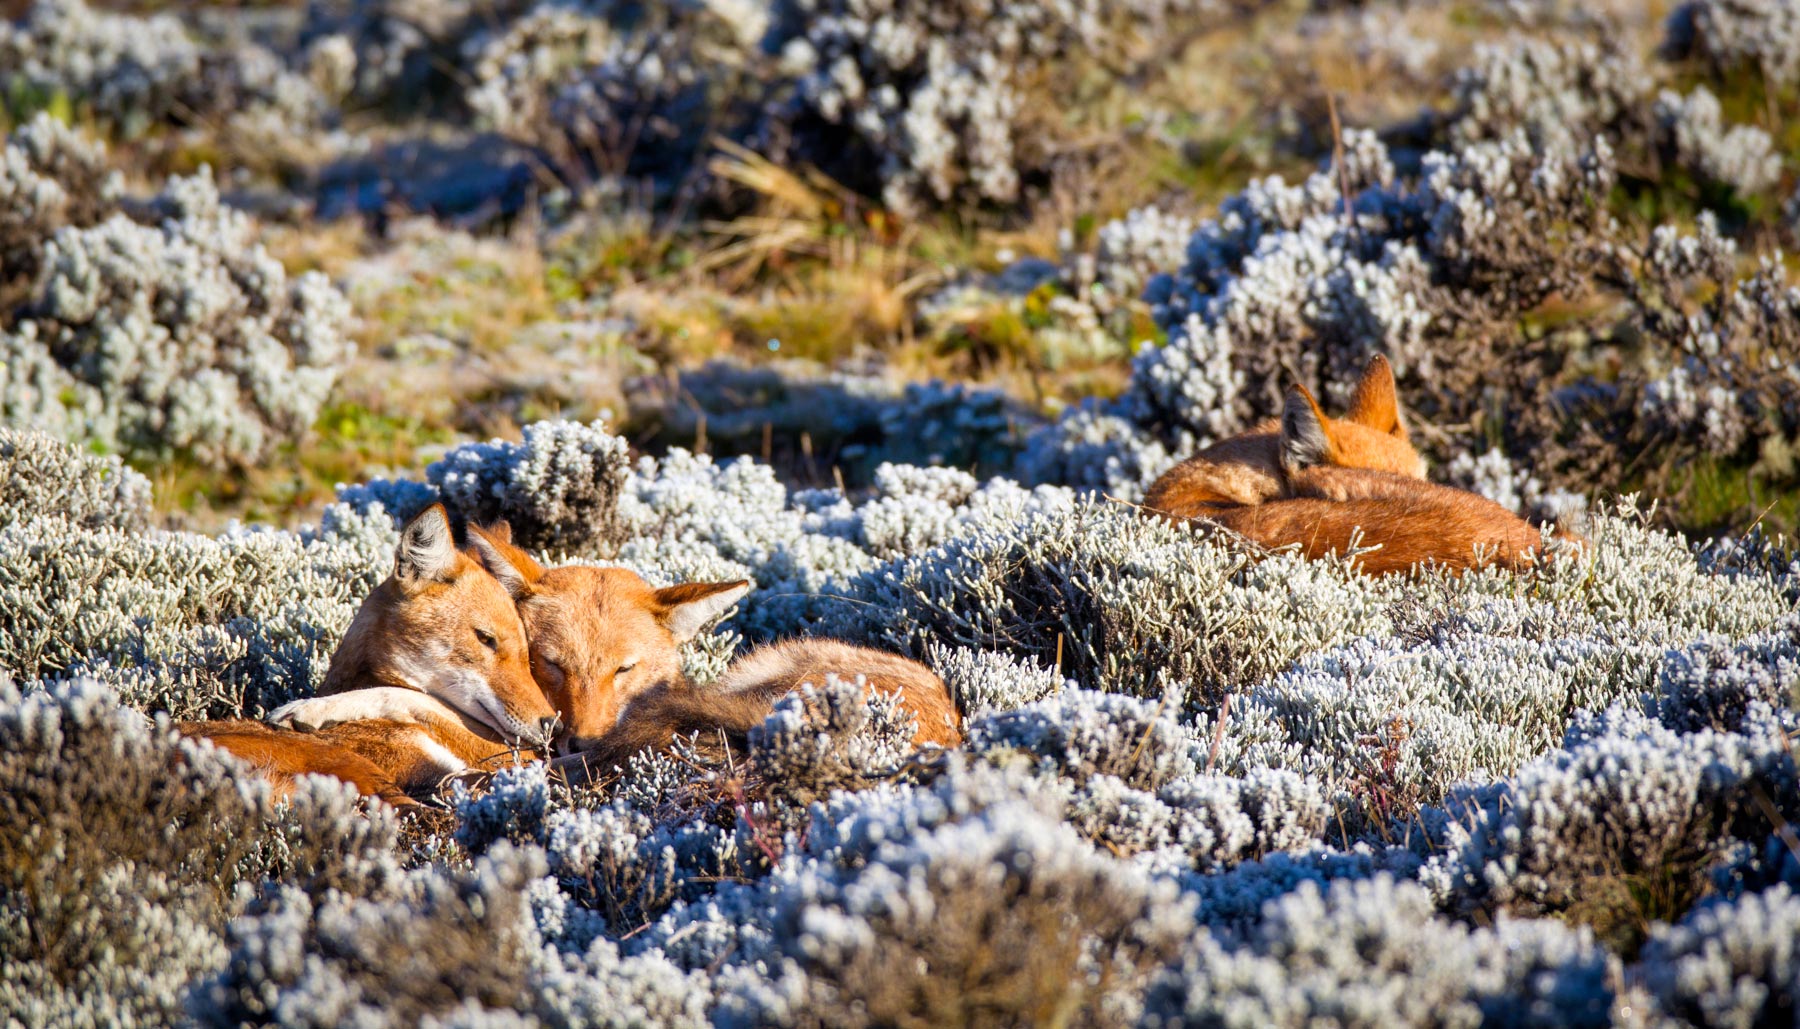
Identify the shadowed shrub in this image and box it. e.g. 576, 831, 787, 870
0, 677, 398, 1028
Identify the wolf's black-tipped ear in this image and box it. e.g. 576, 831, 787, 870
396, 503, 458, 587
1280, 385, 1337, 472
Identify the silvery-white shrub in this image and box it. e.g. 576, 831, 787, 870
746, 677, 917, 808
1212, 510, 1795, 826
1664, 0, 1800, 89
1653, 616, 1800, 734
1, 677, 398, 1029
0, 509, 389, 719
0, 113, 119, 308
195, 843, 546, 1028
1141, 875, 1616, 1028
3, 146, 355, 469
0, 427, 150, 532
432, 419, 629, 557
1423, 704, 1798, 931
847, 497, 1395, 701
0, 0, 326, 135
1636, 883, 1800, 1026
747, 795, 1196, 1027
763, 0, 1210, 214
969, 686, 1196, 792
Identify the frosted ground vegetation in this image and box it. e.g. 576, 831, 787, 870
3, 421, 1798, 1024
4, 0, 1800, 1022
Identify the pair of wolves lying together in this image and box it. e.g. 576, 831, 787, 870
182, 509, 964, 806
183, 356, 1576, 805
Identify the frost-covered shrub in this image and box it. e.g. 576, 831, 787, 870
196, 844, 545, 1028
614, 446, 872, 635
300, 0, 758, 193
0, 114, 118, 311
454, 761, 557, 855
1423, 705, 1798, 949
522, 921, 711, 1028
0, 507, 391, 719
1142, 876, 1616, 1028
849, 498, 1395, 701
542, 799, 702, 938
0, 427, 150, 532
1653, 617, 1800, 734
0, 677, 397, 1029
1664, 0, 1800, 89
3, 154, 355, 469
764, 0, 1210, 214
1448, 37, 1652, 150
1637, 884, 1800, 1026
1114, 125, 1612, 450
1080, 204, 1199, 314
481, 3, 762, 191
433, 419, 629, 557
926, 643, 1067, 719
1653, 86, 1782, 196
749, 798, 1195, 1027
1620, 219, 1800, 467
970, 687, 1196, 792
1214, 511, 1795, 820
1014, 405, 1184, 500
747, 678, 917, 807
0, 0, 326, 135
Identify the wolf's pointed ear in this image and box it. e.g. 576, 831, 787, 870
396, 504, 458, 588
467, 523, 542, 600
485, 520, 514, 545
1346, 354, 1406, 438
1281, 385, 1338, 472
654, 580, 752, 642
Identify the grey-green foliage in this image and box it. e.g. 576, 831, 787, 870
0, 114, 119, 310
846, 497, 1398, 703
0, 676, 399, 1029
1210, 509, 1796, 819
2, 122, 355, 470
0, 427, 150, 532
195, 844, 545, 1028
746, 785, 1197, 1028
0, 0, 327, 135
341, 419, 630, 557
1141, 876, 1615, 1028
1423, 704, 1798, 924
1637, 883, 1800, 1027
0, 503, 393, 719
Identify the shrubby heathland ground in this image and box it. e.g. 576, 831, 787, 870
4, 0, 1800, 1025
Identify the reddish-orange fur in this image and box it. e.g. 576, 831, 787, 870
1207, 468, 1581, 576
1139, 356, 1584, 576
178, 719, 419, 807
1141, 355, 1425, 517
242, 522, 961, 800
454, 523, 961, 758
315, 504, 555, 739
554, 638, 962, 784
193, 506, 561, 805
